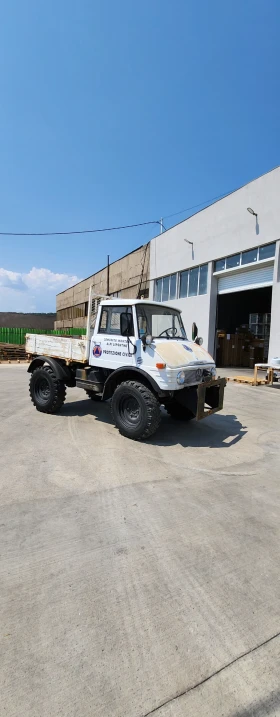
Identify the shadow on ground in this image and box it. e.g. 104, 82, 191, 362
59, 397, 247, 449
229, 688, 280, 717
60, 397, 113, 424
148, 412, 247, 448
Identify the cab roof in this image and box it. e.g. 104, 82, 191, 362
99, 298, 181, 312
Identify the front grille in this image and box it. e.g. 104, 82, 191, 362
184, 368, 213, 385
184, 369, 201, 385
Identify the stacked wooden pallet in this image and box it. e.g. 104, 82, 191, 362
0, 343, 27, 362
227, 375, 267, 386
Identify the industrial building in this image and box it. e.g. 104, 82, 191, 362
150, 166, 280, 366
56, 166, 280, 367
55, 243, 149, 329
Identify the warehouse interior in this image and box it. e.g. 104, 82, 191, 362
216, 286, 272, 367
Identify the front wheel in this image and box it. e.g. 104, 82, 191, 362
111, 380, 161, 440
29, 365, 66, 413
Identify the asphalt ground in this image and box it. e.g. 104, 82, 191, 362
1, 364, 280, 717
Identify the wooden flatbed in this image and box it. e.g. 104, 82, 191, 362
25, 334, 89, 363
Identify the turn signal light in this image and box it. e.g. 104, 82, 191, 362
156, 362, 166, 369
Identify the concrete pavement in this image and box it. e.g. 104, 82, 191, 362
0, 365, 280, 716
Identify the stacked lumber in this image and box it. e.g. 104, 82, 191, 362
0, 343, 27, 362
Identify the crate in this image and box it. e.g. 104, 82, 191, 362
216, 334, 251, 367
249, 313, 271, 325
249, 341, 265, 368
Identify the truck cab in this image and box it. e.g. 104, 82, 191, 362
88, 299, 216, 389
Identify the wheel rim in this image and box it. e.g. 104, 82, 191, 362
34, 377, 51, 404
118, 395, 141, 427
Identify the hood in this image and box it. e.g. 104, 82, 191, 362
154, 339, 214, 368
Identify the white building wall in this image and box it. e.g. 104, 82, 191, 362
150, 167, 280, 358
269, 240, 280, 361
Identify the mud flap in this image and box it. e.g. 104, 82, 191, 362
196, 377, 227, 421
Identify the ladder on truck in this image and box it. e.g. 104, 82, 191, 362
85, 286, 109, 341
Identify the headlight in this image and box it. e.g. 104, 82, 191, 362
177, 370, 185, 385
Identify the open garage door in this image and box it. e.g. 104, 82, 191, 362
218, 265, 274, 294
216, 286, 272, 368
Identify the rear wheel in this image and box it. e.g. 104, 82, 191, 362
166, 402, 194, 421
111, 380, 161, 440
29, 365, 66, 413
86, 390, 102, 402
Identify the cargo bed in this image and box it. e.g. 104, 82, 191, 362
25, 334, 88, 363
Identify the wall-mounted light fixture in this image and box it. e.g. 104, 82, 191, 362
247, 207, 259, 236
247, 207, 258, 217
184, 237, 194, 259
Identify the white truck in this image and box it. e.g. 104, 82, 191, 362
26, 294, 226, 441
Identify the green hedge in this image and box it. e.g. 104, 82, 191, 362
0, 327, 86, 345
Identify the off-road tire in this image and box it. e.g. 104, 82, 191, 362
86, 390, 102, 402
29, 365, 66, 414
166, 402, 194, 421
111, 380, 161, 440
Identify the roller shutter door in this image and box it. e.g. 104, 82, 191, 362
218, 265, 274, 294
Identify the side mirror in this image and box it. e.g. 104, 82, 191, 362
195, 336, 203, 346
192, 322, 198, 341
141, 334, 152, 346
120, 312, 133, 336
141, 334, 153, 351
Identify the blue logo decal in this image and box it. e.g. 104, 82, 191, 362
93, 344, 102, 358
183, 344, 193, 353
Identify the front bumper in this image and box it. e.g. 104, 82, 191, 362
196, 377, 227, 421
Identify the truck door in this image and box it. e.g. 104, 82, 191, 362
90, 304, 137, 369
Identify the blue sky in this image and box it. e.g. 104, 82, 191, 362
0, 0, 279, 312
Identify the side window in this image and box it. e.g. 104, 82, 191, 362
110, 308, 122, 333
98, 306, 134, 335
99, 308, 108, 333
138, 314, 148, 336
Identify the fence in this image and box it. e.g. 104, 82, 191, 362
0, 327, 86, 345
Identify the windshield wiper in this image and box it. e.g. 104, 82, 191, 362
154, 334, 185, 340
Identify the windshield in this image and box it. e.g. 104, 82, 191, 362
136, 304, 187, 339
